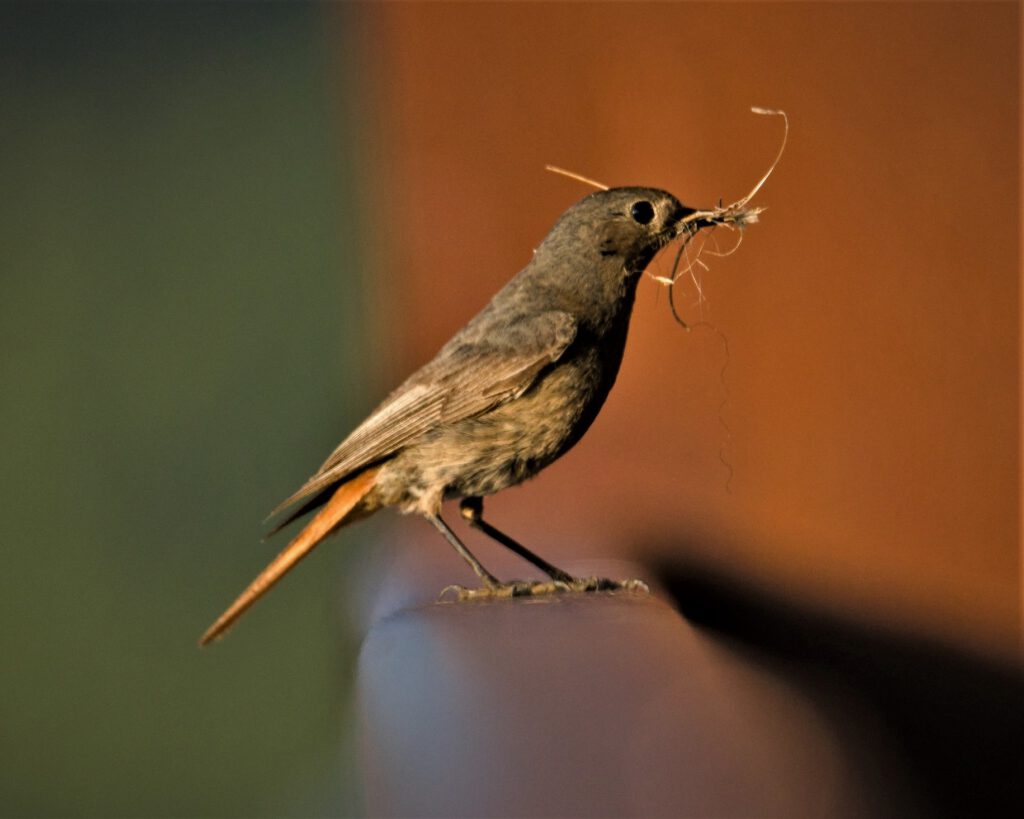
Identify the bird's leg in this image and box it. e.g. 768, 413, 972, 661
459, 496, 574, 583
430, 512, 549, 601
428, 513, 501, 589
452, 497, 650, 599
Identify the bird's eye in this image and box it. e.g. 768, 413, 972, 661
630, 200, 655, 225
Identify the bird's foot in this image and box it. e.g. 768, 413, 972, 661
438, 576, 649, 602
564, 576, 650, 594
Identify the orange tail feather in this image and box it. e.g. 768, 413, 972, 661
199, 467, 380, 646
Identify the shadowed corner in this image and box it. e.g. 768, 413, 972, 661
651, 547, 1024, 819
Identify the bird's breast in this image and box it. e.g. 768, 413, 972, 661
378, 317, 633, 512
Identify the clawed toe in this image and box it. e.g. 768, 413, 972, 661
618, 578, 650, 593
437, 576, 649, 602
566, 576, 650, 594
438, 584, 469, 601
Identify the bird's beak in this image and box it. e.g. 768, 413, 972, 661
670, 204, 717, 237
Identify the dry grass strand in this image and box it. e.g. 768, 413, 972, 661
676, 107, 788, 231
659, 107, 788, 329
544, 165, 609, 191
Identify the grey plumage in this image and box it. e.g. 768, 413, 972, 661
275, 187, 692, 518
202, 186, 698, 644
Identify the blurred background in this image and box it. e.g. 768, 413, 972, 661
1, 2, 1019, 817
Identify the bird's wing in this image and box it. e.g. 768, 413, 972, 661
268, 310, 577, 518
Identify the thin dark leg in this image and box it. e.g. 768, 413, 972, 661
459, 497, 575, 584
428, 512, 501, 588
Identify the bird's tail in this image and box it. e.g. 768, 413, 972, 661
199, 466, 380, 646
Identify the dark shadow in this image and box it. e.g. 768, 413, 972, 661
654, 555, 1024, 818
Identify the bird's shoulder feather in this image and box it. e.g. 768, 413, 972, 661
268, 309, 577, 517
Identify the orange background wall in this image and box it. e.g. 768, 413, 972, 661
339, 2, 1019, 658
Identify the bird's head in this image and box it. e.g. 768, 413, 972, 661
536, 186, 699, 277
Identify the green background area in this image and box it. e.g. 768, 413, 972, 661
1, 4, 370, 815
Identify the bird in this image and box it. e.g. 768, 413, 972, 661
200, 186, 715, 645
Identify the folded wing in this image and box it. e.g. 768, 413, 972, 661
268, 310, 577, 520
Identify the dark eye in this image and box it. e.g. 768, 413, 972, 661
630, 200, 655, 225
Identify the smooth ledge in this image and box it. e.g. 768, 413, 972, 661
356, 590, 881, 819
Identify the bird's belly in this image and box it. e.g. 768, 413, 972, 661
378, 353, 610, 513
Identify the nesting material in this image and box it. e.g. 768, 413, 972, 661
663, 107, 788, 328
544, 110, 786, 491
546, 108, 787, 328
544, 165, 610, 191
675, 107, 787, 233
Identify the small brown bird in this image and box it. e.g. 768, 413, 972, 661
200, 187, 718, 645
